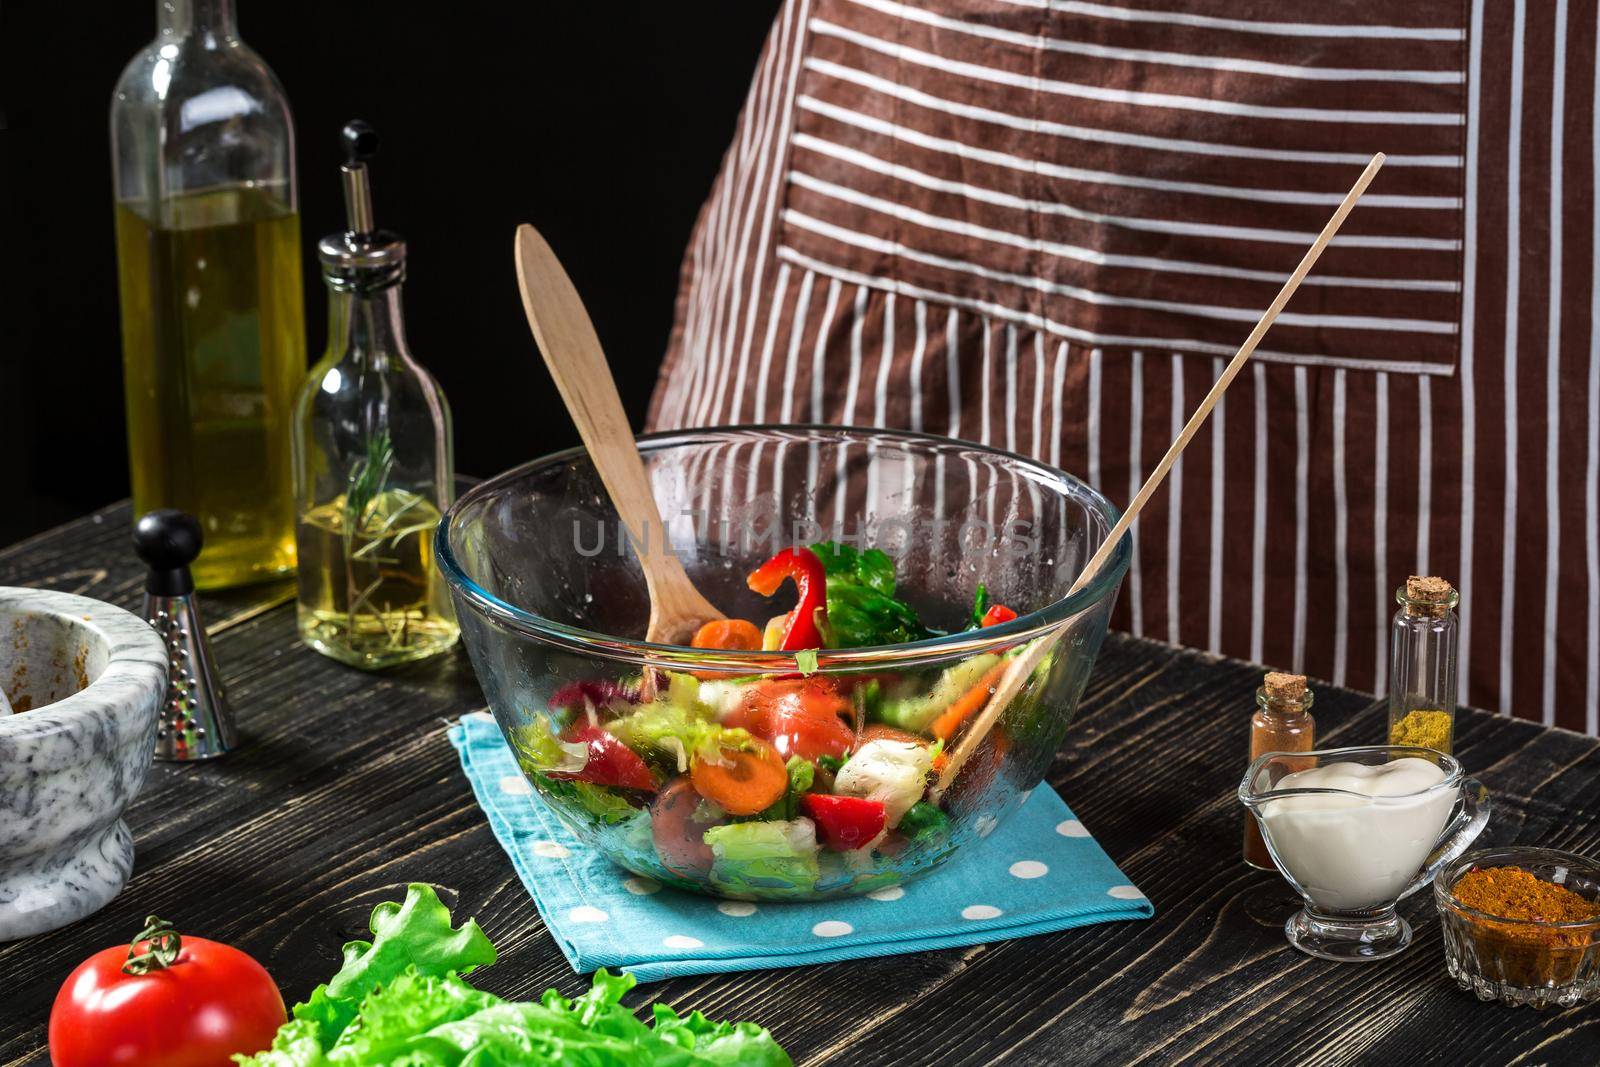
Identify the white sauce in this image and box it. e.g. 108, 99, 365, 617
1257, 757, 1452, 911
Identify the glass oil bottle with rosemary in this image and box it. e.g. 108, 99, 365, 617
291, 122, 458, 669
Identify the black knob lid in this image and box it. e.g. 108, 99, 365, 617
133, 510, 202, 597
342, 120, 379, 166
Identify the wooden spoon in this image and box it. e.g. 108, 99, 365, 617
514, 223, 725, 645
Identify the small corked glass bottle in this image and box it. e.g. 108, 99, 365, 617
1244, 671, 1316, 870
1387, 576, 1459, 755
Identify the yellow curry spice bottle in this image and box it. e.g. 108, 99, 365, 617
1244, 672, 1315, 870
1387, 576, 1460, 755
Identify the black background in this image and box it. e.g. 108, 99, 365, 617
0, 1, 780, 546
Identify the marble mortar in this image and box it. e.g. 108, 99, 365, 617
0, 587, 166, 940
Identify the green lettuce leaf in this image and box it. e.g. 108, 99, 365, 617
287, 884, 495, 1050
811, 542, 932, 648
507, 718, 587, 775
651, 1004, 793, 1067
705, 818, 820, 895
605, 701, 755, 775
238, 895, 794, 1067
538, 776, 640, 825
324, 970, 500, 1064
233, 1019, 330, 1067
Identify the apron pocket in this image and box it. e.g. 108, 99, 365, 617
777, 0, 1468, 376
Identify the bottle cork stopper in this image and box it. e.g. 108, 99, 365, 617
1405, 575, 1454, 618
1263, 672, 1307, 701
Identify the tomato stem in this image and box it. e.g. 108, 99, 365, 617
123, 915, 182, 974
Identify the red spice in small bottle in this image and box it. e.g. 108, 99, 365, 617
1244, 672, 1316, 870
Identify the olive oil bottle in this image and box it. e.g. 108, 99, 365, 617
111, 0, 304, 589
291, 123, 458, 670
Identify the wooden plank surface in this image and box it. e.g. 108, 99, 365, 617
3, 503, 1598, 1066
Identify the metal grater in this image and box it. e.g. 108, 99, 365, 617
132, 510, 239, 760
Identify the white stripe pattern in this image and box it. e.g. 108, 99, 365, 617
1127, 351, 1144, 637
785, 200, 1454, 330
1374, 372, 1391, 695
1332, 370, 1349, 686
851, 0, 1464, 83
648, 0, 1600, 735
1590, 15, 1600, 737
806, 56, 1465, 167
804, 58, 1463, 168
1208, 357, 1225, 654
1009, 1, 1466, 41
1250, 363, 1268, 664
810, 19, 1463, 124
774, 246, 1457, 375
1292, 367, 1310, 674
1457, 0, 1484, 708
1498, 0, 1525, 717
1542, 0, 1567, 726
1167, 355, 1183, 646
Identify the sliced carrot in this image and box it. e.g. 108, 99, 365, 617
691, 618, 763, 651
930, 662, 1009, 741
690, 741, 788, 815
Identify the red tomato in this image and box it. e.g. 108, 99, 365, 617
50, 920, 285, 1067
550, 723, 657, 791
725, 679, 854, 762
650, 777, 725, 877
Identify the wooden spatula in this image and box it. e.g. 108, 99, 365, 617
514, 223, 725, 645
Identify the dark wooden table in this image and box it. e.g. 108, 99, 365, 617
3, 503, 1598, 1066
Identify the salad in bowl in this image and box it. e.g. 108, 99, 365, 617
439, 428, 1128, 900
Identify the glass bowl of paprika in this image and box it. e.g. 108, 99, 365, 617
1435, 846, 1600, 1007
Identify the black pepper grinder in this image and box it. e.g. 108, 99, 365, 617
133, 510, 238, 760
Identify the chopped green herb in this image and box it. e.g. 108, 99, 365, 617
897, 801, 952, 848
969, 584, 990, 629
811, 541, 933, 648
816, 753, 847, 775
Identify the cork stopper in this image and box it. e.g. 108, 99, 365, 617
1403, 575, 1455, 618
1263, 672, 1307, 701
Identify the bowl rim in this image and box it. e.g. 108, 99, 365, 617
0, 587, 166, 770
1238, 745, 1465, 806
435, 424, 1132, 670
1434, 845, 1600, 931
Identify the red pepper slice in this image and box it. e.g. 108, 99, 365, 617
550, 724, 657, 792
746, 546, 827, 650
980, 604, 1018, 627
801, 793, 887, 851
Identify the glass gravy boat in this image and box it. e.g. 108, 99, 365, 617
1239, 745, 1490, 961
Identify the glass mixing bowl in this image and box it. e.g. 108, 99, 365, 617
437, 427, 1129, 900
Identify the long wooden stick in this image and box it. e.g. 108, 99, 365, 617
932, 153, 1386, 799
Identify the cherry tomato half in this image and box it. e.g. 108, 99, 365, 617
725, 679, 854, 763
50, 918, 285, 1067
550, 723, 657, 792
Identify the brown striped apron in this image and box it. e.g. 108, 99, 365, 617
647, 0, 1600, 735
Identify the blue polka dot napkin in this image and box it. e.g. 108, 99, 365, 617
448, 712, 1152, 982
